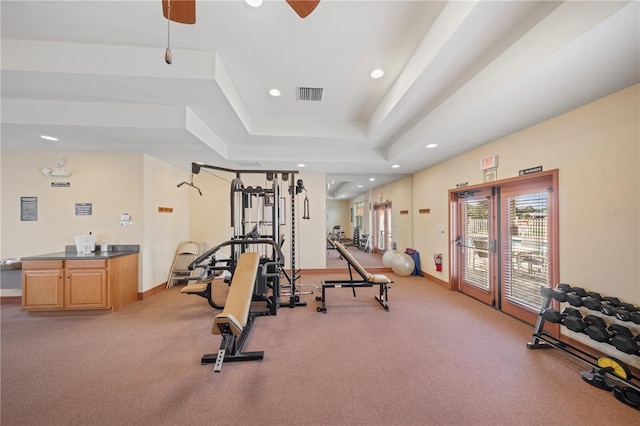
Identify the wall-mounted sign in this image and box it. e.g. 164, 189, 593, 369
51, 182, 70, 187
419, 208, 431, 214
481, 155, 498, 170
75, 203, 93, 216
483, 168, 497, 182
519, 166, 543, 176
21, 197, 38, 221
456, 182, 468, 188
158, 207, 173, 213
400, 210, 409, 215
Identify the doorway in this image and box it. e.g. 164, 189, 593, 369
450, 170, 559, 325
373, 201, 392, 254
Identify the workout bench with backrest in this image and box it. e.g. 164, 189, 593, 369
200, 251, 264, 372
317, 238, 392, 313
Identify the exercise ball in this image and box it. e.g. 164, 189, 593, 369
391, 253, 415, 276
382, 250, 396, 267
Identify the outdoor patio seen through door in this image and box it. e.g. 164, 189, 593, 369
451, 170, 559, 325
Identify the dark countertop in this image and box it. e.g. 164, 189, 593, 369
21, 245, 139, 261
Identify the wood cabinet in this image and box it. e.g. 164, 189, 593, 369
22, 254, 138, 312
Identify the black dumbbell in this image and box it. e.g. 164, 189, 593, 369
564, 316, 587, 333
611, 334, 640, 355
557, 283, 572, 292
583, 315, 607, 328
542, 307, 583, 324
603, 296, 621, 306
600, 304, 616, 316
562, 307, 582, 319
586, 325, 613, 342
608, 324, 634, 338
615, 308, 632, 322
583, 297, 602, 311
567, 293, 584, 307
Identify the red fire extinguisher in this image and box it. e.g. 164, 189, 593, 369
434, 254, 443, 272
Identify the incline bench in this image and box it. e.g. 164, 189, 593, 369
201, 252, 264, 372
317, 238, 392, 313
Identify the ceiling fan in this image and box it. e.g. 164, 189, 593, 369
161, 0, 320, 24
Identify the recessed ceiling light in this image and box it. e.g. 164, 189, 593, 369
370, 69, 384, 79
246, 0, 263, 7
357, 185, 363, 188
40, 135, 59, 141
369, 177, 376, 181
426, 143, 438, 149
391, 164, 399, 168
297, 163, 305, 167
269, 88, 281, 97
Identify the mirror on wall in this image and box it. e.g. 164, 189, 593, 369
326, 174, 410, 270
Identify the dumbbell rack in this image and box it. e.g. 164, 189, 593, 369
528, 284, 640, 410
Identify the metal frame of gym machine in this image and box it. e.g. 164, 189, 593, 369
191, 162, 306, 314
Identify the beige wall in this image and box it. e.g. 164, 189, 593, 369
1, 152, 145, 258
0, 151, 194, 294
412, 84, 639, 305
327, 199, 350, 237
371, 175, 413, 252
142, 154, 191, 292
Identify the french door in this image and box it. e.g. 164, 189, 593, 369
451, 170, 558, 325
373, 202, 392, 253
456, 189, 495, 306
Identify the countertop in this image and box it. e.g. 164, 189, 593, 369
21, 245, 139, 261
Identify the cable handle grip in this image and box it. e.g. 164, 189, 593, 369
260, 261, 282, 277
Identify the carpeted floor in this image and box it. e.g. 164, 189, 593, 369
1, 272, 638, 425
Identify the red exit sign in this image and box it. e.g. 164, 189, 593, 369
481, 155, 498, 170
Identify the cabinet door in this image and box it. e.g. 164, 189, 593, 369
64, 269, 108, 309
22, 269, 64, 310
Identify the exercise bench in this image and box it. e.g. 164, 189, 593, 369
317, 238, 392, 313
201, 251, 264, 372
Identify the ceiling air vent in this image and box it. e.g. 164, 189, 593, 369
297, 87, 324, 102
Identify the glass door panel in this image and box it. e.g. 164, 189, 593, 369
457, 190, 494, 306
500, 185, 553, 323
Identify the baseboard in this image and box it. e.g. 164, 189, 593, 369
422, 271, 451, 289
1, 296, 22, 304
139, 282, 168, 300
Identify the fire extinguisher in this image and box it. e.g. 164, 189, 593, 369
434, 254, 443, 272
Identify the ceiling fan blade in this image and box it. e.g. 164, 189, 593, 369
162, 0, 196, 24
286, 0, 320, 18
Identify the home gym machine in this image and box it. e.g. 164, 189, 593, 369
188, 162, 307, 314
